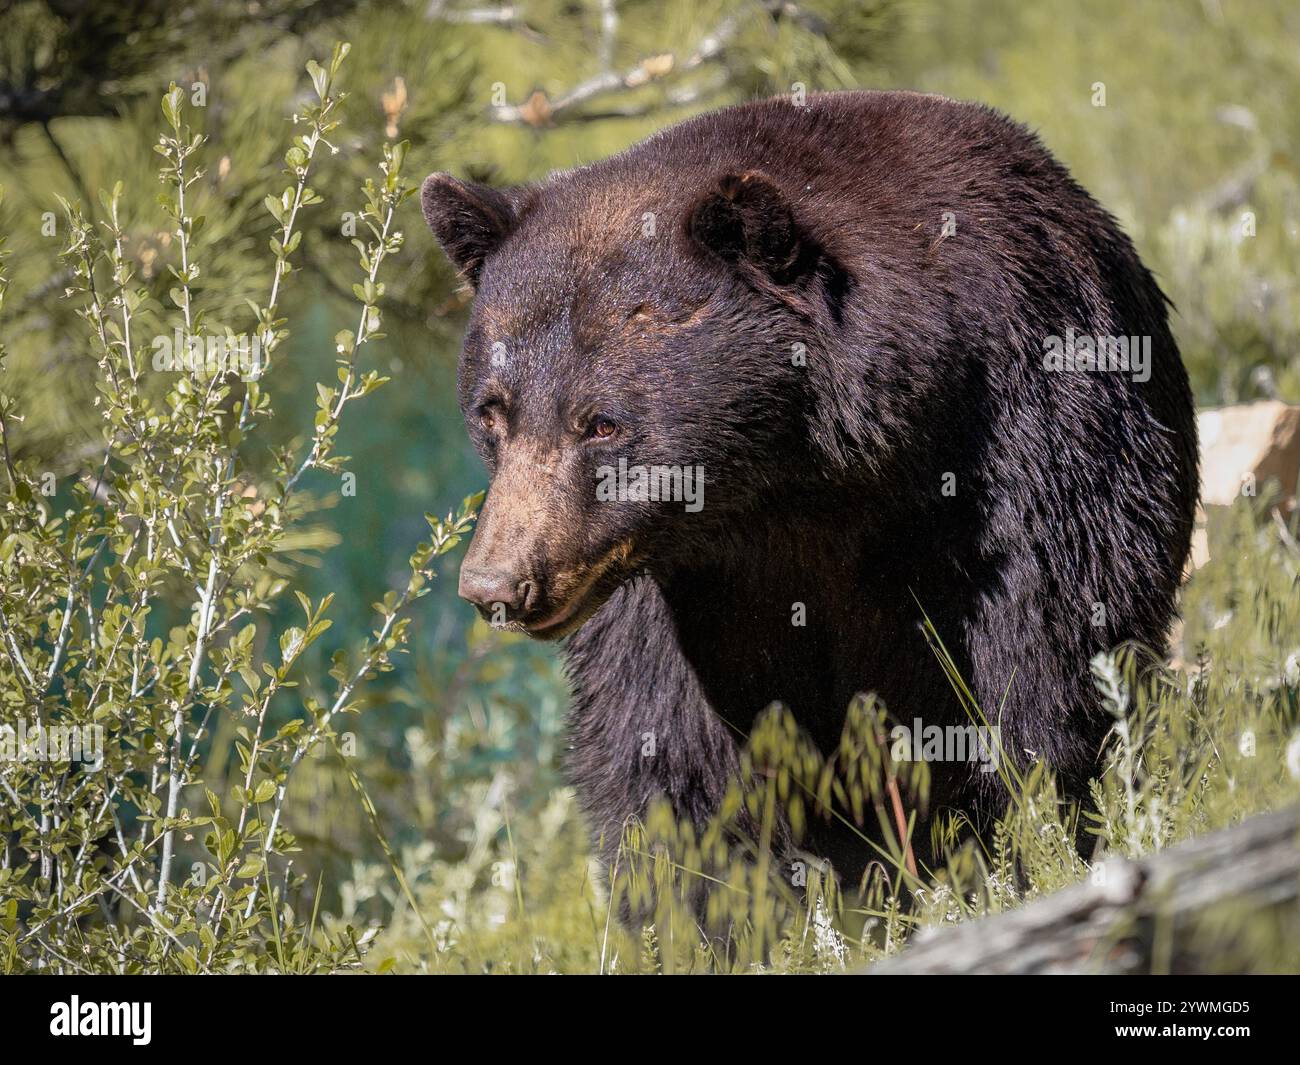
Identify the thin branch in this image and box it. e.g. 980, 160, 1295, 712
488, 0, 780, 126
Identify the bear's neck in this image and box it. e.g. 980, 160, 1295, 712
649, 511, 953, 752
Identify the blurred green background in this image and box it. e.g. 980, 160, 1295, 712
2, 0, 1297, 969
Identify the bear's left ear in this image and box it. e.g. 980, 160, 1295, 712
686, 172, 819, 286
421, 173, 523, 287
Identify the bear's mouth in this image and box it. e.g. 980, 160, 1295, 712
522, 588, 607, 640
521, 540, 640, 640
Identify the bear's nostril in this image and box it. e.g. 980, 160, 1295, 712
459, 567, 529, 615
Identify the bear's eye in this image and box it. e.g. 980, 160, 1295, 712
478, 403, 502, 434
586, 416, 618, 441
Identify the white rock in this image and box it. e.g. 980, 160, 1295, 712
1197, 400, 1300, 508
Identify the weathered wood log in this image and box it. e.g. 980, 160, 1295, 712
869, 805, 1300, 974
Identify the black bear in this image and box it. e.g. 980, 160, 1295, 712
421, 90, 1198, 889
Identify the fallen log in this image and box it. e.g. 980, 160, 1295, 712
869, 805, 1300, 974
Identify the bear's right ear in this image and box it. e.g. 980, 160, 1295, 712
421, 173, 519, 287
686, 171, 819, 286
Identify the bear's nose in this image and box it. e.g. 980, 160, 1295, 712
458, 566, 534, 621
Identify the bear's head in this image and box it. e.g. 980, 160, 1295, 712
422, 168, 845, 639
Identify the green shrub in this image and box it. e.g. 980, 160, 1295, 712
0, 44, 486, 973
